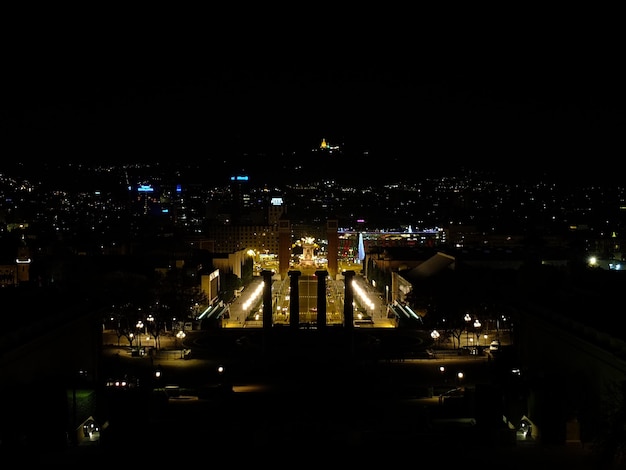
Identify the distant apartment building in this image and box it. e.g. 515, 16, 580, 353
201, 225, 281, 255
202, 182, 287, 255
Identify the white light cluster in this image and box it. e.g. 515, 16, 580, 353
351, 280, 375, 312
242, 281, 265, 311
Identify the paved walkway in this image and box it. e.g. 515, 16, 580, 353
223, 274, 397, 329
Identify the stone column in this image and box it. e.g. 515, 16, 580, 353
342, 270, 356, 330
288, 270, 301, 330
261, 270, 274, 332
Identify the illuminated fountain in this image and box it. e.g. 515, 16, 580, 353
300, 237, 317, 267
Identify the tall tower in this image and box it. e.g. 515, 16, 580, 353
268, 195, 286, 226
278, 216, 291, 279
229, 174, 251, 224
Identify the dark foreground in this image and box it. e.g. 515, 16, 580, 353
3, 328, 607, 467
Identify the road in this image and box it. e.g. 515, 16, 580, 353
94, 335, 597, 467
102, 325, 501, 403
84, 315, 603, 470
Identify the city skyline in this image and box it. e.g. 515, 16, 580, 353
2, 12, 626, 465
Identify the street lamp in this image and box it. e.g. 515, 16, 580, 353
136, 321, 144, 349
430, 329, 440, 350
176, 330, 186, 359
217, 365, 226, 391
473, 319, 481, 350
146, 314, 155, 348
464, 313, 472, 347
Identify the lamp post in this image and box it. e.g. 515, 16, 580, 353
217, 365, 228, 393
136, 321, 144, 350
147, 314, 155, 348
176, 330, 186, 359
464, 313, 472, 348
431, 329, 440, 351
473, 319, 481, 352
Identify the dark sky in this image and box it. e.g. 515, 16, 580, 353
2, 11, 624, 183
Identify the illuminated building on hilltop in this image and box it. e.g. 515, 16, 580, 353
318, 138, 340, 153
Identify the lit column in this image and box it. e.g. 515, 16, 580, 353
288, 270, 301, 330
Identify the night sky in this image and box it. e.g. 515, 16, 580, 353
3, 10, 624, 183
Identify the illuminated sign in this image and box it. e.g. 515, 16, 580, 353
138, 184, 154, 193
230, 175, 249, 181
271, 197, 283, 206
